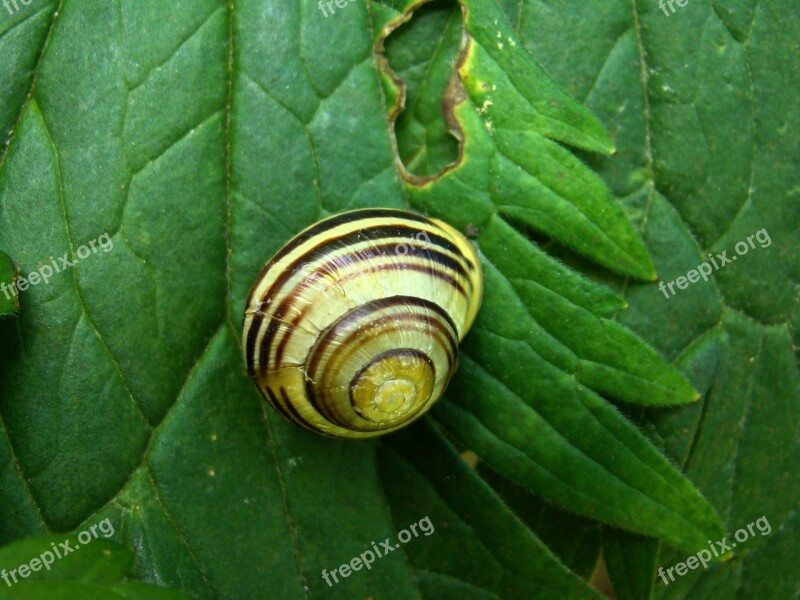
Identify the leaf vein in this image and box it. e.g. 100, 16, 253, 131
38, 101, 153, 430
145, 466, 217, 595
0, 410, 50, 532
0, 0, 61, 171
126, 6, 224, 92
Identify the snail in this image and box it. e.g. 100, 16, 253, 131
242, 208, 483, 439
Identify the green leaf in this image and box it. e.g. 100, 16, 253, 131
3, 0, 792, 598
376, 0, 720, 555
0, 2, 56, 161
0, 252, 18, 315
383, 1, 461, 177
493, 0, 800, 597
378, 420, 603, 599
378, 0, 656, 280
0, 534, 191, 599
603, 329, 722, 600
476, 464, 603, 581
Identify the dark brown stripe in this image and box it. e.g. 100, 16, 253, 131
264, 386, 282, 412
322, 240, 471, 289
464, 253, 478, 272
272, 258, 465, 366
245, 214, 466, 316
269, 209, 434, 267
307, 295, 458, 376
310, 314, 458, 383
245, 210, 439, 312
249, 230, 469, 374
290, 226, 467, 277
307, 319, 456, 421
314, 326, 454, 428
307, 345, 437, 430
302, 297, 457, 426
275, 386, 317, 432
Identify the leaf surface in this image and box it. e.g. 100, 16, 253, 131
0, 252, 17, 315
0, 535, 191, 599
494, 0, 800, 597
1, 0, 789, 598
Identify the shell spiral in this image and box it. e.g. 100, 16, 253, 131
242, 208, 483, 438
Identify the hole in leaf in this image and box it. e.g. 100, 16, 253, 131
382, 0, 464, 180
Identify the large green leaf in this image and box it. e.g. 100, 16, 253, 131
0, 533, 191, 599
376, 0, 720, 556
377, 420, 603, 599
2, 0, 793, 598
0, 252, 17, 316
493, 0, 799, 598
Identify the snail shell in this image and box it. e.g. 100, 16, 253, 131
242, 208, 483, 438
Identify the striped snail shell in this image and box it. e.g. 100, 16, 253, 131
242, 208, 483, 439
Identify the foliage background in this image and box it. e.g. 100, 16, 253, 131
0, 0, 797, 598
